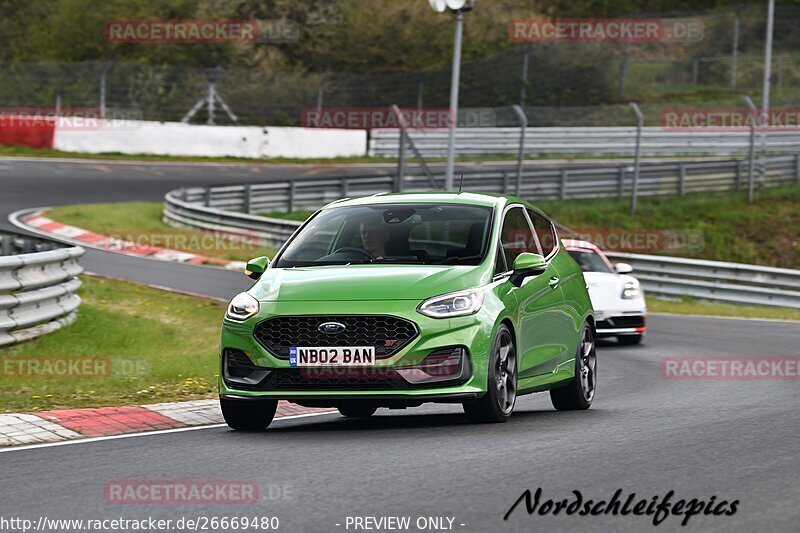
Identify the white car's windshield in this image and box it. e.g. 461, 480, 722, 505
568, 250, 613, 273
275, 203, 493, 267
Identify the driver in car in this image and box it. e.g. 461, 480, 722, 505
359, 215, 390, 260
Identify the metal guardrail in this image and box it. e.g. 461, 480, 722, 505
605, 252, 800, 309
165, 154, 800, 229
369, 127, 800, 157
0, 232, 85, 346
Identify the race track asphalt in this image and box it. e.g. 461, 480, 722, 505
1, 157, 798, 532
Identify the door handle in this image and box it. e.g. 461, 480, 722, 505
549, 276, 560, 289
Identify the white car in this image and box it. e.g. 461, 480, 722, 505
564, 239, 647, 345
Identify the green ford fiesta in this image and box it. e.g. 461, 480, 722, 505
219, 191, 596, 429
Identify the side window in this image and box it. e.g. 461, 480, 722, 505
527, 210, 557, 257
500, 207, 537, 267
494, 243, 508, 275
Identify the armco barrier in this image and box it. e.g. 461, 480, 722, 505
369, 127, 800, 158
605, 252, 800, 309
0, 232, 85, 346
164, 171, 800, 309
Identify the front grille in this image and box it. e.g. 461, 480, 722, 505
253, 315, 419, 359
597, 315, 645, 329
265, 369, 410, 391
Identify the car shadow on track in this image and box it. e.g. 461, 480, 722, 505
263, 408, 603, 434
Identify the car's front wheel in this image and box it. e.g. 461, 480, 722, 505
463, 324, 517, 423
220, 398, 278, 430
550, 323, 596, 410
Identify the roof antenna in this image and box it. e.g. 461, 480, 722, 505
458, 172, 464, 193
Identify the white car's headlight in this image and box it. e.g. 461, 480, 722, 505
418, 288, 485, 319
226, 292, 260, 320
621, 280, 642, 300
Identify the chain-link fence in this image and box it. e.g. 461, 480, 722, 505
1, 5, 799, 127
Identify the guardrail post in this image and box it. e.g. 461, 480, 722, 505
0, 235, 11, 255
502, 171, 509, 194
203, 187, 211, 207
795, 154, 800, 183
243, 184, 252, 214
181, 188, 188, 202
735, 161, 742, 189
679, 164, 686, 195
342, 178, 350, 197
629, 102, 644, 214
560, 170, 568, 201
287, 182, 295, 214
510, 105, 528, 196
396, 128, 406, 192
618, 167, 625, 197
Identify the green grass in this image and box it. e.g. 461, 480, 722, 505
538, 184, 800, 270
647, 295, 800, 322
0, 276, 226, 412
46, 202, 277, 262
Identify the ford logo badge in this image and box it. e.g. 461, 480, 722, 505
318, 321, 346, 334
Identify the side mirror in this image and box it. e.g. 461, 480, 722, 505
510, 252, 547, 286
615, 262, 633, 274
245, 256, 270, 280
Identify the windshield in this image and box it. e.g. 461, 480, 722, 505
568, 250, 613, 274
275, 203, 493, 267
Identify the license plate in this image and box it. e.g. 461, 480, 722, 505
289, 346, 375, 367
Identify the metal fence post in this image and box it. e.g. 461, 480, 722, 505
560, 170, 568, 201
692, 59, 699, 84
417, 81, 424, 113
99, 61, 113, 119
629, 102, 644, 214
731, 8, 740, 88
619, 39, 630, 99
243, 184, 252, 214
316, 73, 328, 116
287, 182, 295, 213
510, 105, 528, 196
679, 164, 686, 195
743, 96, 757, 204
519, 43, 531, 106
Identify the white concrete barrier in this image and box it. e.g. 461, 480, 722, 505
53, 120, 367, 159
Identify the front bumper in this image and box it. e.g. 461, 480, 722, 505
219, 299, 495, 401
595, 313, 647, 337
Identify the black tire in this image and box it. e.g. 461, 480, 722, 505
617, 334, 643, 346
220, 398, 278, 430
463, 324, 517, 423
337, 405, 378, 418
550, 323, 597, 411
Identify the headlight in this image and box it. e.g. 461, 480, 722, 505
621, 280, 642, 300
417, 288, 484, 318
226, 292, 259, 320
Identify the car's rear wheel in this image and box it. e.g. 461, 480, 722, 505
617, 334, 643, 345
337, 405, 378, 418
463, 324, 517, 423
550, 323, 596, 411
220, 398, 278, 430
